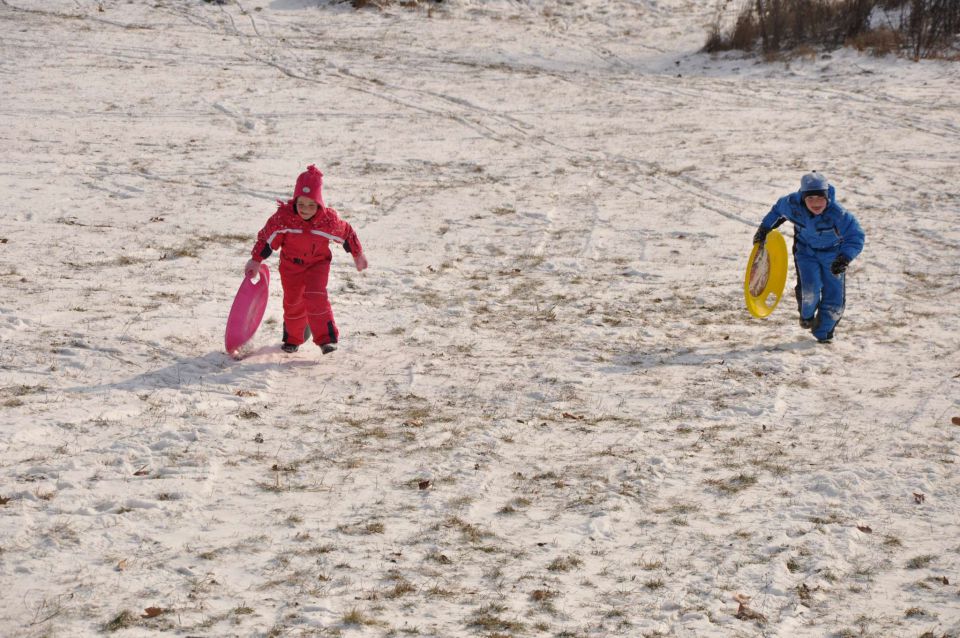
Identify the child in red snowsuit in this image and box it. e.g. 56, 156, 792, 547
245, 165, 367, 354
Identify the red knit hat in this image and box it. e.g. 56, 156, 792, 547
293, 165, 325, 207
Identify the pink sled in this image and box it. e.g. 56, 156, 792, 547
225, 264, 270, 357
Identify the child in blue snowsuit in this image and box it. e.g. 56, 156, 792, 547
753, 172, 865, 343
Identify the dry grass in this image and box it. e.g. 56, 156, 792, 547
705, 473, 758, 494
547, 555, 584, 572
467, 603, 526, 633
104, 610, 138, 632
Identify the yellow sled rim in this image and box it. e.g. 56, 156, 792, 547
744, 229, 788, 319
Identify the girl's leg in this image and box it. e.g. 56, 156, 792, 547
279, 260, 310, 346
303, 261, 338, 346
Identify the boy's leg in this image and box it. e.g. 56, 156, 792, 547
794, 280, 815, 328
794, 252, 822, 327
279, 260, 310, 346
813, 254, 846, 341
303, 261, 338, 346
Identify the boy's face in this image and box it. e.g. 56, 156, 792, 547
803, 194, 827, 215
296, 196, 318, 220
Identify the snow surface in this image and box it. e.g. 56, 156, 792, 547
1, 0, 959, 636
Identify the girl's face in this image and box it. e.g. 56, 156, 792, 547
804, 194, 828, 215
296, 196, 318, 220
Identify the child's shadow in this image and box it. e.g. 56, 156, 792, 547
64, 345, 317, 396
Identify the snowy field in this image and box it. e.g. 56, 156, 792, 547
1, 0, 959, 636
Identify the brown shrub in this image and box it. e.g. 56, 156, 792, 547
703, 0, 958, 58
848, 26, 903, 55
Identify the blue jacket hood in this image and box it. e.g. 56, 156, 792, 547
761, 184, 865, 260
794, 184, 836, 208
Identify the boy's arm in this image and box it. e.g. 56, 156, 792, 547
836, 209, 865, 261
759, 196, 791, 230
754, 197, 790, 244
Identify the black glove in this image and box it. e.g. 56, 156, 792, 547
753, 227, 769, 246
831, 254, 850, 275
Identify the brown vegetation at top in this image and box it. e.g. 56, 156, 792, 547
704, 0, 960, 59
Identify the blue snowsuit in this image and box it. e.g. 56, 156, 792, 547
759, 185, 865, 341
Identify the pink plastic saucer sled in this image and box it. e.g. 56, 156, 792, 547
225, 264, 270, 357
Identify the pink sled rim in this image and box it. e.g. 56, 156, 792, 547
225, 264, 270, 357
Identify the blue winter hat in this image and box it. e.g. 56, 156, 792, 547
800, 171, 829, 193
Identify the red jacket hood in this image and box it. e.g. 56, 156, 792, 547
276, 199, 338, 227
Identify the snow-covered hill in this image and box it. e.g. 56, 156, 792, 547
1, 0, 958, 636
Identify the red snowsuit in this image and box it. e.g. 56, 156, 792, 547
250, 200, 363, 347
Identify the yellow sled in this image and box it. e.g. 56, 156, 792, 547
744, 229, 788, 318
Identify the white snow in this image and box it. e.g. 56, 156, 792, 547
1, 0, 959, 636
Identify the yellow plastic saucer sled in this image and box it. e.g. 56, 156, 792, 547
744, 229, 788, 318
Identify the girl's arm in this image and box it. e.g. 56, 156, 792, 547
245, 210, 284, 278
250, 210, 285, 262
330, 210, 366, 271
